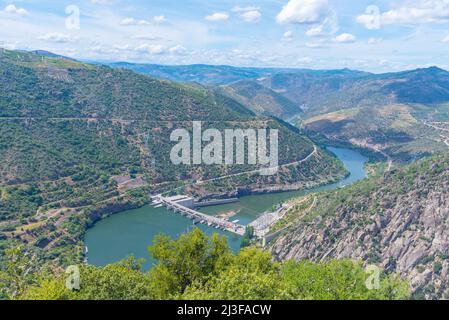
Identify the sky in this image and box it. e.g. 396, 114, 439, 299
1, 0, 449, 72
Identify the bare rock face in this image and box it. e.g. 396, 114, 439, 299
42, 68, 73, 82
271, 155, 449, 299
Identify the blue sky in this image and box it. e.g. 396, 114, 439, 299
1, 0, 449, 72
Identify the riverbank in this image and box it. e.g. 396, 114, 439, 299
306, 130, 388, 162
85, 146, 368, 269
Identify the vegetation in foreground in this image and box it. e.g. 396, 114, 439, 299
0, 229, 409, 300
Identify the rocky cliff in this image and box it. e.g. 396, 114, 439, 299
272, 154, 449, 299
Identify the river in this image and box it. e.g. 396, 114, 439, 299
85, 147, 368, 270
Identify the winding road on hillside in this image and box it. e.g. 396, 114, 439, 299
196, 145, 318, 185
423, 121, 449, 149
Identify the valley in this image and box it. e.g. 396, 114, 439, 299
2, 49, 449, 301
0, 50, 346, 267
114, 62, 449, 164
85, 146, 367, 270
5, 0, 449, 303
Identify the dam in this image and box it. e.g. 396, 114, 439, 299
151, 195, 246, 236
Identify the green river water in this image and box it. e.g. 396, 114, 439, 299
85, 147, 368, 269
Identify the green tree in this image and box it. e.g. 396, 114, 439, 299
21, 257, 154, 300
148, 228, 230, 298
16, 230, 410, 300
182, 247, 283, 300
280, 259, 409, 300
0, 246, 42, 299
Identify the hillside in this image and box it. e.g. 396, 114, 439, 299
271, 154, 449, 299
108, 63, 367, 119
215, 66, 449, 162
108, 63, 449, 119
218, 80, 301, 118
0, 50, 346, 266
268, 67, 449, 162
0, 51, 254, 120
257, 69, 370, 114
303, 102, 449, 162
258, 67, 449, 116
109, 62, 303, 118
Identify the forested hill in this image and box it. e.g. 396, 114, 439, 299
0, 49, 343, 186
0, 50, 346, 267
108, 62, 449, 118
272, 154, 449, 299
253, 67, 449, 117
0, 49, 254, 120
217, 79, 301, 118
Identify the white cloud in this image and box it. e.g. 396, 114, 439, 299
132, 34, 161, 41
276, 0, 330, 24
153, 15, 166, 24
120, 18, 150, 26
120, 15, 166, 26
205, 12, 229, 22
240, 10, 261, 23
135, 44, 167, 55
112, 44, 130, 50
356, 13, 380, 30
120, 18, 135, 25
334, 33, 356, 43
37, 33, 78, 43
305, 25, 323, 37
3, 4, 27, 15
169, 45, 188, 55
0, 40, 19, 50
232, 6, 261, 23
357, 0, 449, 28
282, 30, 294, 41
378, 59, 391, 67
442, 35, 449, 43
88, 45, 117, 55
134, 44, 189, 56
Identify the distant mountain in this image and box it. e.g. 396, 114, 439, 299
107, 62, 449, 161
257, 67, 449, 116
108, 62, 280, 85
107, 63, 367, 118
299, 67, 449, 161
108, 62, 449, 117
218, 80, 302, 118
108, 62, 369, 89
374, 67, 449, 104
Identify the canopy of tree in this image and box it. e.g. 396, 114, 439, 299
1, 229, 409, 300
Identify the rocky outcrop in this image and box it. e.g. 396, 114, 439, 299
271, 155, 449, 299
